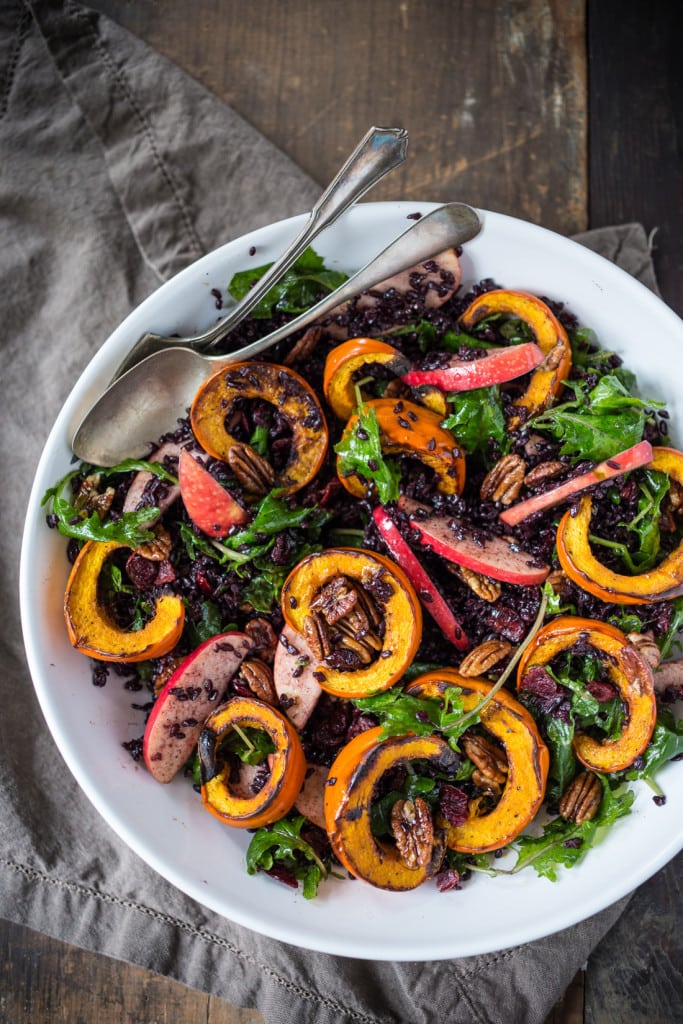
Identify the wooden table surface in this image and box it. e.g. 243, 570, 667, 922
3, 2, 681, 1021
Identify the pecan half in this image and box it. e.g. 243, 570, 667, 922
540, 340, 567, 372
283, 325, 322, 366
74, 473, 116, 518
523, 460, 566, 488
458, 639, 513, 677
391, 797, 434, 869
227, 443, 275, 496
450, 564, 501, 603
302, 611, 333, 661
559, 772, 602, 824
245, 617, 278, 663
480, 454, 526, 506
238, 658, 277, 705
135, 524, 173, 562
462, 734, 508, 785
310, 575, 358, 625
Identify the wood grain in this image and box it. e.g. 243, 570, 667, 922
91, 0, 587, 234
0, 919, 263, 1024
588, 1, 683, 315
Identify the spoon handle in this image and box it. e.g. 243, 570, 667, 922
206, 202, 482, 366
198, 126, 409, 350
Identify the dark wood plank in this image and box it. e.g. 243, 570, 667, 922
583, 854, 683, 1023
91, 0, 588, 235
0, 918, 262, 1024
588, 0, 683, 314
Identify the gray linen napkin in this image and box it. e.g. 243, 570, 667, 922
0, 2, 666, 1021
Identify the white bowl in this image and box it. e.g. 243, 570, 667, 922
20, 202, 683, 960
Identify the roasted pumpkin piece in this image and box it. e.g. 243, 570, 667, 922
336, 398, 465, 498
323, 338, 411, 421
407, 670, 549, 853
63, 540, 185, 662
459, 289, 572, 429
324, 727, 457, 890
516, 616, 657, 772
281, 548, 422, 698
199, 696, 306, 828
556, 446, 683, 604
189, 361, 328, 496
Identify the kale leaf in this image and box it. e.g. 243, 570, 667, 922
228, 247, 347, 319
440, 385, 508, 461
353, 685, 473, 750
334, 395, 401, 504
246, 815, 328, 899
531, 374, 657, 461
511, 779, 634, 881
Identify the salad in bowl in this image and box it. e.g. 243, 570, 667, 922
23, 203, 683, 958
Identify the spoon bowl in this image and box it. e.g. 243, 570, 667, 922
72, 202, 482, 465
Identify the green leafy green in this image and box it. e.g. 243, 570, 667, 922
42, 467, 167, 546
224, 492, 328, 551
221, 724, 276, 766
353, 685, 473, 750
184, 600, 226, 646
371, 771, 438, 838
658, 597, 683, 658
440, 385, 508, 461
246, 815, 328, 898
227, 247, 348, 319
531, 374, 657, 461
511, 778, 634, 880
544, 717, 577, 802
625, 711, 683, 785
334, 394, 401, 504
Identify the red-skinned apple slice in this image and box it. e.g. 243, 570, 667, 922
499, 440, 654, 527
399, 496, 549, 585
178, 449, 248, 538
371, 506, 468, 649
401, 342, 544, 392
143, 631, 252, 783
273, 625, 322, 730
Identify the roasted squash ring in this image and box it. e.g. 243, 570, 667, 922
336, 397, 465, 498
281, 547, 422, 698
407, 670, 549, 853
556, 446, 683, 604
459, 289, 572, 430
324, 726, 457, 890
323, 338, 411, 421
64, 540, 185, 662
516, 616, 656, 772
190, 361, 328, 495
199, 696, 306, 828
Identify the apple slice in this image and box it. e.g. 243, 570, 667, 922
399, 496, 549, 586
372, 506, 468, 649
401, 342, 544, 392
273, 625, 322, 730
178, 449, 249, 538
499, 441, 654, 527
294, 763, 329, 830
143, 631, 252, 783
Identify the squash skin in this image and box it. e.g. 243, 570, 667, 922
324, 727, 456, 891
556, 447, 683, 604
323, 338, 410, 421
281, 548, 422, 698
336, 398, 465, 498
516, 616, 656, 772
63, 540, 185, 662
407, 671, 549, 853
459, 289, 572, 429
199, 696, 306, 828
190, 361, 328, 495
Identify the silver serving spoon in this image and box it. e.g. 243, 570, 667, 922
112, 125, 409, 380
72, 202, 482, 466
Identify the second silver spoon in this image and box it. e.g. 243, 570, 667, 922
72, 202, 482, 466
